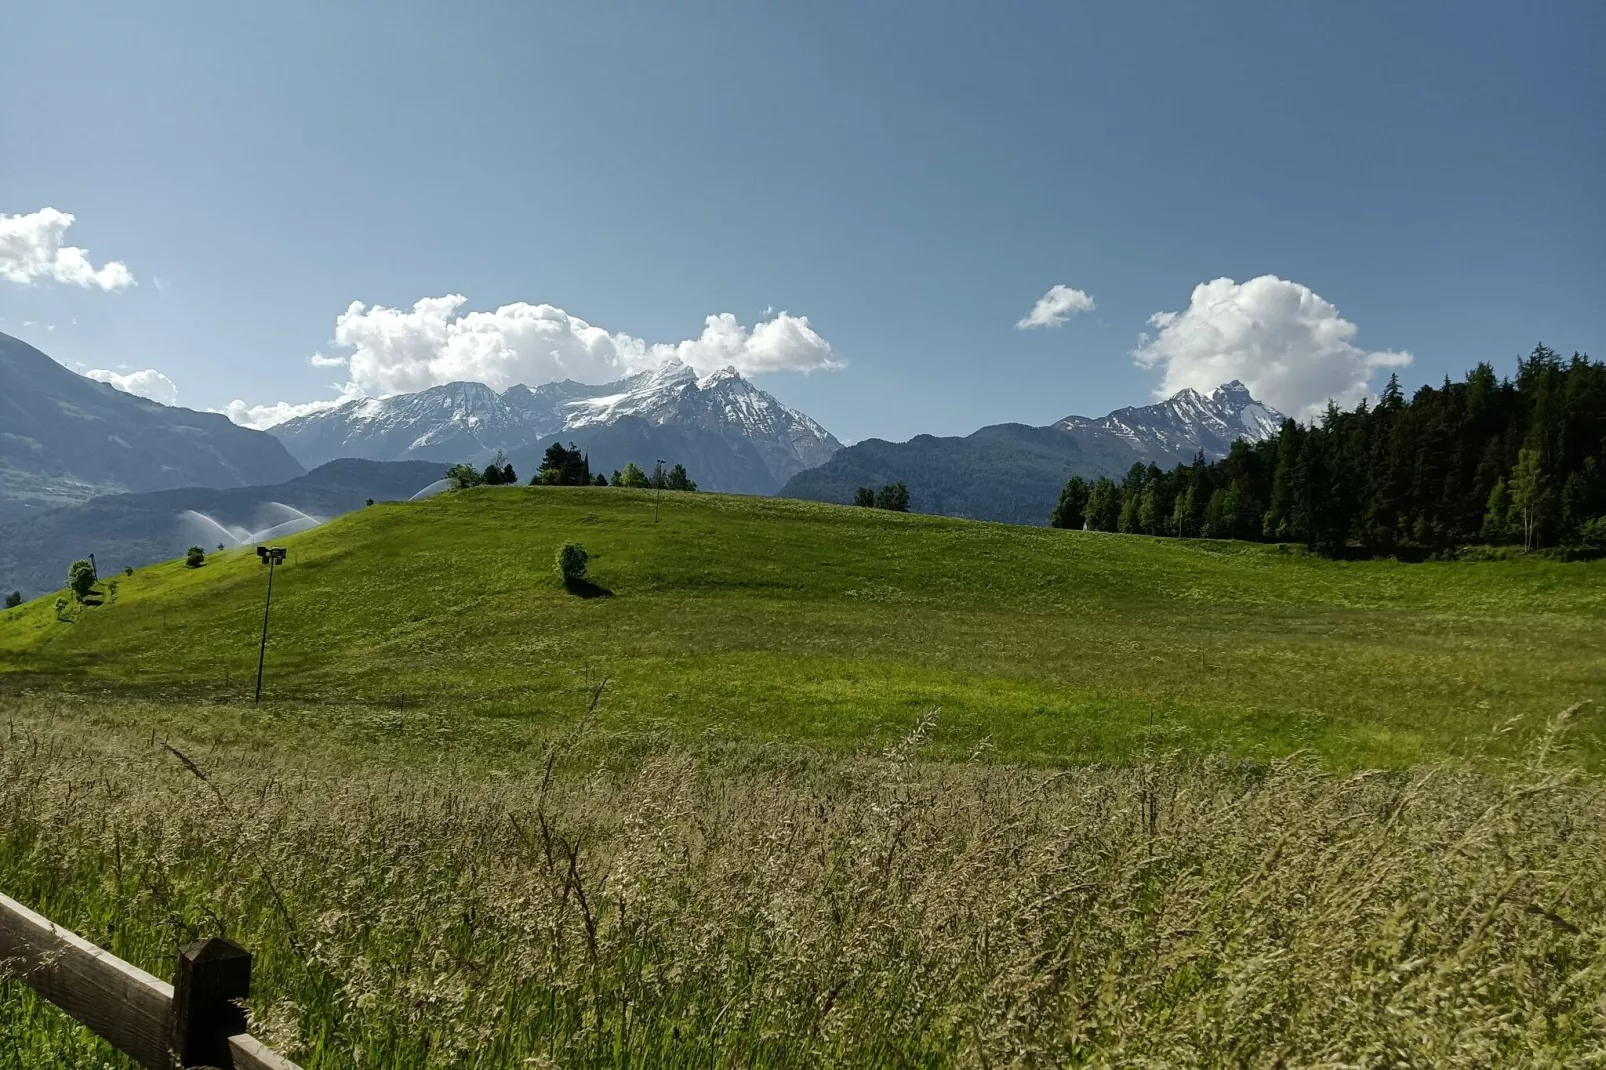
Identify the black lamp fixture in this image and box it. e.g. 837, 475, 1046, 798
253, 546, 287, 702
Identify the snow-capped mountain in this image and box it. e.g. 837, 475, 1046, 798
268, 360, 842, 494
1054, 380, 1286, 463
780, 381, 1286, 526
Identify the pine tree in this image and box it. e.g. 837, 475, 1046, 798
1050, 476, 1090, 530
1263, 421, 1302, 539
854, 487, 876, 508
665, 464, 697, 492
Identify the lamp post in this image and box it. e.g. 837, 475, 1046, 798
253, 546, 286, 704
654, 459, 667, 524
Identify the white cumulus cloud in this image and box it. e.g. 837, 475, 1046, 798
1132, 275, 1411, 419
1016, 284, 1095, 329
221, 397, 348, 430
223, 295, 841, 429
332, 295, 839, 398
86, 367, 178, 406
1, 208, 135, 290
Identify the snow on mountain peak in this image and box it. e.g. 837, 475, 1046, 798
1051, 381, 1286, 464
268, 356, 841, 490
697, 366, 744, 388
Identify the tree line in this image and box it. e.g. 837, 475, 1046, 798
853, 482, 910, 511
448, 444, 697, 492
1052, 345, 1605, 556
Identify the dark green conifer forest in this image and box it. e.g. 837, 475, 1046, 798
1053, 345, 1606, 556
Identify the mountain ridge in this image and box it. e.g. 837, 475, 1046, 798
268, 360, 841, 494
0, 331, 305, 521
780, 382, 1287, 525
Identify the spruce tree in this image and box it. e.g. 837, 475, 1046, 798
1050, 476, 1090, 529
1085, 478, 1121, 532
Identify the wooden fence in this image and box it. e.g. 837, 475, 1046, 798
0, 891, 302, 1069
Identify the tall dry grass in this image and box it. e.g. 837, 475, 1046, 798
2, 706, 1603, 1067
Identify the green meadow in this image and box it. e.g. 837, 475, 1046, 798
3, 486, 1603, 766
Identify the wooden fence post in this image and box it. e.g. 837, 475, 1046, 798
170, 937, 252, 1068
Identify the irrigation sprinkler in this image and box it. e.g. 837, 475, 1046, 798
253, 546, 287, 704
654, 459, 667, 524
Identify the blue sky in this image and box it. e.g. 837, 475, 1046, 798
3, 0, 1602, 443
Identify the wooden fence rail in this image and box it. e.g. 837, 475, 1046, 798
0, 891, 302, 1069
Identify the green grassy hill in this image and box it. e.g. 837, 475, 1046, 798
5, 486, 1602, 766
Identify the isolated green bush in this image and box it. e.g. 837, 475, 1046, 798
875, 481, 910, 512
67, 560, 96, 603
446, 463, 484, 489
3, 591, 20, 609
556, 542, 588, 582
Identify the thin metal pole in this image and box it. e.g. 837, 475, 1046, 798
254, 557, 275, 704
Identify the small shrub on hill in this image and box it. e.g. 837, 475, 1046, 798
556, 542, 589, 583
185, 547, 206, 569
3, 591, 20, 609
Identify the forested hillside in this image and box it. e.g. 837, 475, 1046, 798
1053, 346, 1605, 555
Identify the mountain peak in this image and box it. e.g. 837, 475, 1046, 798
1053, 380, 1285, 460
1207, 379, 1253, 401
697, 366, 744, 388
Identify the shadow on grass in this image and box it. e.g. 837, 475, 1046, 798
563, 577, 613, 599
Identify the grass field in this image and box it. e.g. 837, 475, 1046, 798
2, 486, 1603, 766
3, 487, 1605, 1066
